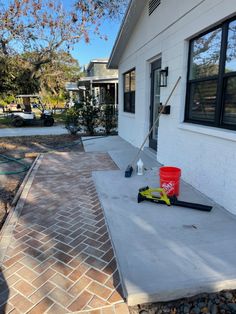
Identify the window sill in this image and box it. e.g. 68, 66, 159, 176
178, 122, 236, 142
121, 112, 135, 118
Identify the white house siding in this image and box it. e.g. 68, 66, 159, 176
118, 0, 236, 214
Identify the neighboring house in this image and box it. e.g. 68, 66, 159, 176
78, 59, 118, 106
65, 82, 80, 107
108, 0, 236, 215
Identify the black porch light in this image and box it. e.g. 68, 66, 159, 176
159, 67, 168, 87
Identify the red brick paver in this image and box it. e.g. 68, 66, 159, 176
0, 152, 129, 313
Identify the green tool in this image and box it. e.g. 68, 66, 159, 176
138, 186, 171, 205
138, 186, 212, 212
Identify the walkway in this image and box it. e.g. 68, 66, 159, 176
0, 125, 68, 137
0, 152, 129, 313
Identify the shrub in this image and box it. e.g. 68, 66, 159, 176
100, 104, 118, 135
79, 92, 100, 136
64, 107, 81, 135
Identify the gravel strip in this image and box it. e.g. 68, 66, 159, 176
130, 290, 236, 314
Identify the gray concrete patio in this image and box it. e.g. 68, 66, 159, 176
83, 136, 236, 306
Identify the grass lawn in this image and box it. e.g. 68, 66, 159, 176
53, 111, 65, 124
0, 114, 12, 128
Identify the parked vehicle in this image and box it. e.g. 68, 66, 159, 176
10, 95, 54, 127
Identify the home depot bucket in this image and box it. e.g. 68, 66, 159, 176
159, 166, 181, 196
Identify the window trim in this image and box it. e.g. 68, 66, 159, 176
149, 0, 161, 16
123, 68, 136, 114
185, 16, 236, 131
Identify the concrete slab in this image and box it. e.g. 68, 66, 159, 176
82, 136, 160, 170
93, 170, 236, 306
83, 136, 236, 305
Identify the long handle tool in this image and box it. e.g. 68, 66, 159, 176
125, 76, 181, 178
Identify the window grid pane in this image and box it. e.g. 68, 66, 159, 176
123, 69, 135, 113
222, 76, 236, 125
225, 20, 236, 73
124, 73, 130, 92
186, 17, 236, 130
189, 80, 217, 122
130, 71, 135, 91
189, 28, 222, 80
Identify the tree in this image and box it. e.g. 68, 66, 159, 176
0, 54, 39, 95
0, 0, 128, 99
37, 51, 81, 94
0, 0, 128, 78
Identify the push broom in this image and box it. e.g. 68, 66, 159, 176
125, 76, 181, 177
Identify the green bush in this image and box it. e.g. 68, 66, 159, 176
100, 104, 118, 135
64, 107, 81, 135
79, 92, 100, 136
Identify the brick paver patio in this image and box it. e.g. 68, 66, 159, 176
0, 152, 129, 314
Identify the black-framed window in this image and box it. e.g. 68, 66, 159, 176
185, 17, 236, 130
149, 0, 161, 16
124, 69, 135, 113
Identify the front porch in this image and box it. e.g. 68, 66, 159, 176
84, 136, 236, 306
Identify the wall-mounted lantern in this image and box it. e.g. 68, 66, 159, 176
159, 67, 168, 87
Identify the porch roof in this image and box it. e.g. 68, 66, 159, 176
78, 75, 118, 85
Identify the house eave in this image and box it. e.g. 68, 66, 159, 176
108, 0, 146, 69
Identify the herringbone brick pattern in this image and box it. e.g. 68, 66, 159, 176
0, 152, 129, 314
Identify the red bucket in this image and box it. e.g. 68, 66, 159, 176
159, 166, 181, 196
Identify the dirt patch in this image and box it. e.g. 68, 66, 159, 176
0, 134, 83, 156
0, 134, 84, 228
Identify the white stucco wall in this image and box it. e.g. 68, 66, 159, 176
117, 0, 236, 214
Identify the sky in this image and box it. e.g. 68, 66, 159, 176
60, 0, 124, 68
70, 19, 121, 68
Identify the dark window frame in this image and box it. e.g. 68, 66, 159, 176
185, 16, 236, 131
123, 68, 135, 113
149, 0, 161, 16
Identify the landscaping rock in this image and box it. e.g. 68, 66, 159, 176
228, 303, 236, 312
129, 289, 236, 314
191, 306, 200, 314
224, 293, 234, 301
183, 305, 190, 313
210, 304, 218, 314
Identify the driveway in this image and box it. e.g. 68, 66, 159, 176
0, 126, 68, 137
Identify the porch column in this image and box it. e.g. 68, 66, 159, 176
90, 80, 93, 94
114, 83, 118, 107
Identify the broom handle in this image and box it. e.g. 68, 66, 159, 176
131, 76, 181, 166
